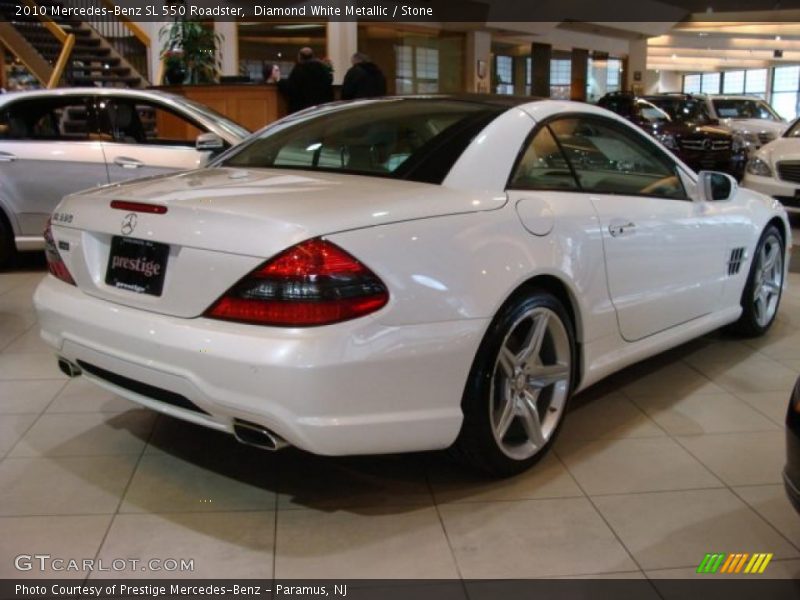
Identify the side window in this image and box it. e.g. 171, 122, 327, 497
548, 117, 687, 200
99, 99, 207, 147
509, 126, 578, 191
0, 97, 95, 141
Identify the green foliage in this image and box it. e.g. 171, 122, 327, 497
159, 20, 223, 84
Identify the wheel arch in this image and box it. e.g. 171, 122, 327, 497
495, 273, 585, 390
767, 216, 787, 245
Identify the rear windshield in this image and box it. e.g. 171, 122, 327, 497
219, 99, 504, 184
711, 98, 781, 121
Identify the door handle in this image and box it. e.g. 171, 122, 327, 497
114, 156, 143, 169
608, 219, 636, 237
0, 151, 17, 162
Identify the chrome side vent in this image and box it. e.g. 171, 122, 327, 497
728, 247, 746, 276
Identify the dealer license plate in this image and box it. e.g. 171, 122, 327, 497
105, 236, 169, 296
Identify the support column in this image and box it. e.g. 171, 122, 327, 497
215, 21, 238, 77
326, 21, 358, 85
531, 42, 551, 98
570, 47, 588, 101
513, 56, 527, 95
464, 30, 491, 93
627, 38, 648, 95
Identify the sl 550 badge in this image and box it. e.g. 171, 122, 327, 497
52, 212, 73, 224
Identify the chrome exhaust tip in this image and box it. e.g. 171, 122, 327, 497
57, 358, 81, 378
233, 419, 289, 451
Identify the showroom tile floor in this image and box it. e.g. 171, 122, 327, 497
1, 243, 800, 581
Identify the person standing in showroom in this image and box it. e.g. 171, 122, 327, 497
278, 47, 334, 113
341, 52, 387, 100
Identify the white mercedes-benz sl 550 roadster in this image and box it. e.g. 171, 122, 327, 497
34, 96, 791, 475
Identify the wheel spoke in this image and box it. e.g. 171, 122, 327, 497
527, 363, 570, 389
762, 245, 778, 272
518, 312, 549, 365
754, 293, 765, 322
498, 346, 516, 377
764, 280, 781, 295
520, 390, 545, 447
495, 387, 517, 440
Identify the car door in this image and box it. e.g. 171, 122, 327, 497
0, 95, 109, 237
548, 115, 728, 342
97, 96, 216, 182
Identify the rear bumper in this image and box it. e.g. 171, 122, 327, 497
34, 276, 487, 455
742, 174, 800, 214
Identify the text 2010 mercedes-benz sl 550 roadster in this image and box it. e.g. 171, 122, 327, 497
34, 96, 791, 475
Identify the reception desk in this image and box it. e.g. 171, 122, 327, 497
153, 83, 288, 133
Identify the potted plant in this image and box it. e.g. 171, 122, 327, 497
162, 49, 186, 85
159, 20, 223, 84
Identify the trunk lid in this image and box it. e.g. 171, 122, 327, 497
53, 167, 506, 317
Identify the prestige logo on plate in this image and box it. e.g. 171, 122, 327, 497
110, 255, 162, 278
696, 552, 773, 574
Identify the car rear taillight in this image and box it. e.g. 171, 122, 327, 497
43, 219, 75, 286
205, 239, 388, 326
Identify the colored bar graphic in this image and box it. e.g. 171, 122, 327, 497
698, 553, 773, 574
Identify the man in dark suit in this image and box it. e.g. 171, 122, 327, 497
279, 47, 334, 113
341, 52, 387, 101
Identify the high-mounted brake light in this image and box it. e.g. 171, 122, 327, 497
44, 218, 75, 286
110, 200, 168, 214
205, 239, 389, 327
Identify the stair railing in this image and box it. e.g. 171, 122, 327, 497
21, 0, 75, 87
67, 0, 150, 83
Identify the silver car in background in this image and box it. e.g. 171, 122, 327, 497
0, 88, 249, 267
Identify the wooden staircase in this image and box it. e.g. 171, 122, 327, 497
0, 0, 148, 88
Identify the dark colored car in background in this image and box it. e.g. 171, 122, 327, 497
598, 92, 746, 179
786, 377, 800, 513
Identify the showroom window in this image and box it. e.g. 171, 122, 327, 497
359, 25, 464, 95
509, 126, 578, 191
745, 68, 768, 98
495, 55, 515, 95
683, 73, 701, 94
550, 59, 571, 99
722, 70, 745, 94
772, 65, 800, 119
701, 72, 721, 94
586, 56, 623, 103
548, 117, 686, 200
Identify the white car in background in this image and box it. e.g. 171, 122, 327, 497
705, 94, 787, 151
0, 88, 249, 268
34, 97, 791, 476
742, 117, 800, 213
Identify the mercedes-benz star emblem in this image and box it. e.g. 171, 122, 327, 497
121, 213, 137, 236
702, 138, 713, 151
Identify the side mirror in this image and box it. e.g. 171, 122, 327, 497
196, 132, 224, 152
697, 170, 737, 202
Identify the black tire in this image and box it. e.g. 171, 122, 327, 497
450, 290, 576, 477
0, 213, 14, 271
730, 224, 785, 337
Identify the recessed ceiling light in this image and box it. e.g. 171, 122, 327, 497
672, 53, 678, 59
776, 35, 782, 41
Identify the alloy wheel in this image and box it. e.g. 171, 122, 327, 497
489, 306, 571, 461
753, 233, 783, 328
